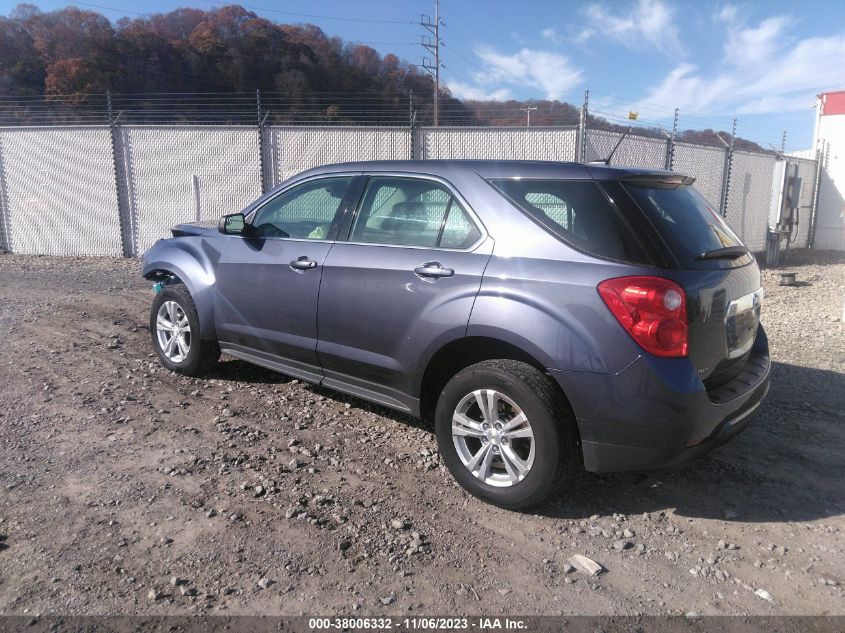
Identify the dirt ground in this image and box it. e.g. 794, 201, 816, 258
0, 250, 843, 617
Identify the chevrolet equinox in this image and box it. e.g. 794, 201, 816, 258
141, 160, 770, 510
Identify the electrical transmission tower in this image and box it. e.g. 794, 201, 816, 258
520, 105, 537, 127
420, 0, 442, 126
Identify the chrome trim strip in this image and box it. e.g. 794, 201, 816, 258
236, 170, 488, 252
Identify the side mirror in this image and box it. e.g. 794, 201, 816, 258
219, 213, 246, 235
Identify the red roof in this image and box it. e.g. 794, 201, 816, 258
819, 90, 845, 116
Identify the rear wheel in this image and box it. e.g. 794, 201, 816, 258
434, 359, 578, 510
150, 285, 219, 376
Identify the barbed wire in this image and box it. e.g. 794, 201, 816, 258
0, 91, 803, 149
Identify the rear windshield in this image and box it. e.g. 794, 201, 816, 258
623, 183, 745, 267
488, 179, 651, 264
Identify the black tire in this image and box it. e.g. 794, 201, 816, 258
149, 284, 220, 376
434, 359, 579, 511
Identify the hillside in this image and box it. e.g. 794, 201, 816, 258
0, 3, 764, 149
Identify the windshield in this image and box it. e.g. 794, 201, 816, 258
623, 183, 746, 267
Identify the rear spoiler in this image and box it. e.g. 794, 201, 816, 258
618, 173, 696, 188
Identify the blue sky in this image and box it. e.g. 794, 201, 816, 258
3, 0, 844, 149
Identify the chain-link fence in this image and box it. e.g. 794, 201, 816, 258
265, 126, 413, 186
0, 122, 819, 257
668, 141, 729, 211
116, 126, 263, 254
0, 126, 123, 256
723, 150, 777, 252
417, 127, 578, 161
583, 128, 669, 170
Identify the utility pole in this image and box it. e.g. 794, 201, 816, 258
420, 0, 442, 126
781, 130, 787, 154
520, 105, 537, 127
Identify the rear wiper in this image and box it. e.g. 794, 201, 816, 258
696, 246, 750, 261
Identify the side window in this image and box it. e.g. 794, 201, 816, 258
350, 176, 480, 249
251, 177, 353, 239
440, 205, 481, 249
489, 179, 651, 264
524, 192, 572, 230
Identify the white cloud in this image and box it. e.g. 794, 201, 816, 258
740, 34, 845, 100
734, 94, 816, 116
445, 80, 512, 102
717, 4, 739, 24
723, 15, 789, 68
472, 46, 583, 100
635, 10, 845, 118
633, 63, 734, 114
579, 0, 682, 55
443, 45, 582, 102
541, 27, 561, 44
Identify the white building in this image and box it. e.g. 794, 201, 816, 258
809, 90, 845, 251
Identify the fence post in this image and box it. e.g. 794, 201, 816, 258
719, 118, 736, 217
577, 89, 589, 163
409, 90, 417, 160
107, 91, 133, 257
0, 134, 8, 253
665, 107, 678, 170
256, 89, 267, 193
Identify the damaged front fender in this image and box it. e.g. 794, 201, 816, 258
141, 237, 220, 340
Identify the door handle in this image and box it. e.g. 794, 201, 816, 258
413, 262, 454, 278
290, 256, 318, 271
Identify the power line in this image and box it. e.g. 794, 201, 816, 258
194, 0, 416, 24
588, 90, 796, 138
439, 25, 546, 103
69, 0, 419, 49
68, 1, 151, 16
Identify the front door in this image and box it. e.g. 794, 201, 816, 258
316, 175, 493, 412
214, 175, 355, 382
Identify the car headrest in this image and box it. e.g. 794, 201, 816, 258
382, 201, 427, 231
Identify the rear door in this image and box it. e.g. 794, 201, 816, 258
316, 174, 493, 413
213, 175, 357, 382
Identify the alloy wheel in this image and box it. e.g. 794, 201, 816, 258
155, 300, 191, 363
451, 389, 535, 487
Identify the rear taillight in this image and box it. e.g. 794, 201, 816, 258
597, 276, 688, 358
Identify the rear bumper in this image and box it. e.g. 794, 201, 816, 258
551, 327, 771, 473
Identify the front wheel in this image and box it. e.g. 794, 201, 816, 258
150, 285, 220, 376
434, 359, 579, 511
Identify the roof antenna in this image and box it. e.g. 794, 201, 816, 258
589, 126, 632, 165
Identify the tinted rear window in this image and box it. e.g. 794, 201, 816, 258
623, 183, 745, 267
489, 179, 650, 264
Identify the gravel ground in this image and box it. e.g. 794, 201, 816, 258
0, 250, 843, 617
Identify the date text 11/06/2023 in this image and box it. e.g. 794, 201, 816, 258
308, 617, 528, 630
